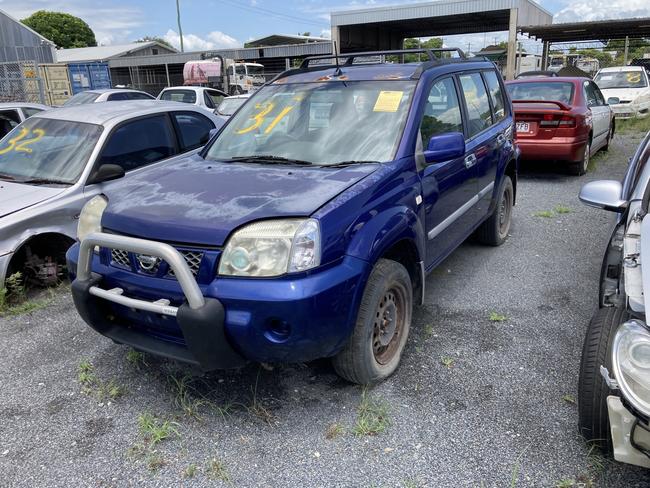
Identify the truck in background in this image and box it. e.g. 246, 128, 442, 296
183, 56, 265, 95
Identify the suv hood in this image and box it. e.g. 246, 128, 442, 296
0, 181, 66, 218
102, 155, 379, 246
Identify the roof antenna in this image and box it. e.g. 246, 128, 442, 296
334, 41, 343, 77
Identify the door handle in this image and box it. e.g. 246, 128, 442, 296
464, 154, 477, 169
496, 134, 506, 146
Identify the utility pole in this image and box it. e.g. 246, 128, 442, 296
623, 36, 629, 65
176, 0, 184, 53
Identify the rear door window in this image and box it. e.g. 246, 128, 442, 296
458, 72, 493, 138
205, 90, 225, 108
483, 70, 507, 122
420, 77, 464, 144
128, 92, 154, 100
172, 112, 216, 151
97, 115, 176, 172
160, 90, 197, 104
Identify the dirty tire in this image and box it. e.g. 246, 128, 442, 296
475, 175, 513, 247
570, 141, 590, 176
332, 259, 412, 385
578, 306, 628, 453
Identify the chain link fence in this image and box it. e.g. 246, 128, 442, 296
0, 61, 45, 104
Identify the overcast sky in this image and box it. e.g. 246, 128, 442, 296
1, 0, 649, 52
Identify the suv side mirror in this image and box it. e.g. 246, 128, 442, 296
424, 132, 465, 164
607, 97, 621, 105
87, 164, 125, 185
579, 180, 627, 212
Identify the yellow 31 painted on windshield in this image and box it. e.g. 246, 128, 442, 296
0, 127, 45, 155
236, 101, 295, 135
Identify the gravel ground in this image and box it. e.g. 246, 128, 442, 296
2, 132, 650, 488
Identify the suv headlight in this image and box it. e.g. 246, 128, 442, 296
218, 219, 320, 277
612, 320, 650, 417
77, 195, 107, 241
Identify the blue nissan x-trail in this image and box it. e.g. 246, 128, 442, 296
67, 49, 518, 385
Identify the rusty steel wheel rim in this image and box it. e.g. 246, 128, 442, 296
372, 286, 406, 365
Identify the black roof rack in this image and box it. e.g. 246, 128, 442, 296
299, 48, 466, 69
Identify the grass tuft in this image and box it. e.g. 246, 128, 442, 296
441, 356, 455, 369
205, 457, 231, 482
183, 463, 198, 478
562, 394, 576, 405
489, 312, 507, 322
126, 349, 148, 368
137, 413, 180, 447
0, 273, 56, 317
352, 389, 390, 436
77, 359, 126, 400
534, 210, 554, 218
554, 205, 572, 214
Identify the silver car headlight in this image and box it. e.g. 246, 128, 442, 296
77, 195, 107, 242
612, 320, 650, 417
218, 219, 320, 277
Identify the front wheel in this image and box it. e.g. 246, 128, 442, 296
578, 306, 628, 452
475, 175, 513, 246
332, 259, 412, 385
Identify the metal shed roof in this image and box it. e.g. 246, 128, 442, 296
520, 17, 650, 43
246, 34, 330, 47
56, 41, 178, 63
331, 0, 552, 33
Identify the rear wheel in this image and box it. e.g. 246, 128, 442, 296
332, 259, 412, 385
578, 306, 628, 452
570, 141, 590, 176
475, 175, 513, 246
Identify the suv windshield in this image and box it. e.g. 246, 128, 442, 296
506, 82, 574, 104
63, 91, 100, 106
0, 118, 103, 184
160, 89, 197, 104
594, 71, 648, 89
206, 80, 416, 166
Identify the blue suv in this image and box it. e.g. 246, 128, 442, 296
67, 49, 518, 384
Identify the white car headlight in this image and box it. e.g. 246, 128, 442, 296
77, 195, 107, 242
612, 320, 650, 417
219, 219, 320, 277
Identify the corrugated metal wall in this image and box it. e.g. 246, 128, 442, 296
0, 11, 55, 63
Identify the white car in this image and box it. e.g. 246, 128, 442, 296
215, 94, 250, 122
63, 89, 155, 107
0, 103, 50, 139
157, 86, 228, 113
594, 66, 650, 119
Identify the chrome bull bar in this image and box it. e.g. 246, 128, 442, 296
77, 232, 206, 316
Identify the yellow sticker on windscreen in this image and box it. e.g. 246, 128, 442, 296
373, 91, 403, 112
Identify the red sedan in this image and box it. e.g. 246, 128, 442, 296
505, 77, 615, 175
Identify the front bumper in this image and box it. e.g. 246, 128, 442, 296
608, 396, 650, 468
68, 232, 368, 370
611, 104, 648, 119
515, 137, 587, 162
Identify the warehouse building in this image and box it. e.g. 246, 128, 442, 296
0, 8, 55, 63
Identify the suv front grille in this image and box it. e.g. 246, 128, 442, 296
167, 250, 203, 278
111, 249, 130, 268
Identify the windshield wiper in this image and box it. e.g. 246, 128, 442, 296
226, 155, 314, 166
318, 160, 380, 168
19, 177, 72, 186
0, 172, 17, 181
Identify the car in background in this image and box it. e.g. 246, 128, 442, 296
0, 101, 223, 290
66, 49, 517, 385
215, 94, 250, 122
0, 103, 50, 138
515, 70, 559, 79
577, 130, 650, 468
594, 66, 650, 119
506, 77, 614, 175
158, 86, 228, 113
63, 89, 155, 106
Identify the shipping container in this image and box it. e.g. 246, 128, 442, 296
67, 62, 112, 94
39, 63, 73, 106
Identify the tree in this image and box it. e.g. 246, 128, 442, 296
135, 36, 174, 49
21, 11, 96, 49
401, 37, 444, 62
